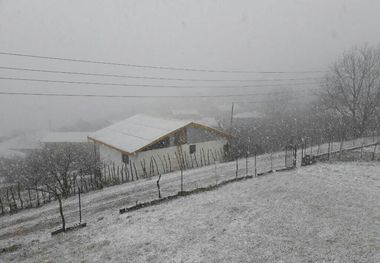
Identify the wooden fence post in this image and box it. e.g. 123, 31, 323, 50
270, 151, 273, 171
133, 162, 139, 180
167, 153, 172, 172
360, 143, 364, 159
28, 188, 32, 208
235, 158, 238, 177
157, 155, 166, 174
328, 140, 331, 160
163, 155, 169, 172
78, 187, 82, 223
0, 195, 4, 215
157, 173, 162, 199
10, 188, 18, 211
285, 146, 288, 167
17, 183, 24, 209
310, 138, 313, 155
373, 144, 378, 161
6, 188, 11, 213
124, 164, 129, 182
129, 160, 134, 181
35, 186, 40, 207
245, 154, 248, 177
180, 168, 184, 193
317, 138, 321, 155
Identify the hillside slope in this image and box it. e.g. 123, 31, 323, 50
1, 161, 379, 262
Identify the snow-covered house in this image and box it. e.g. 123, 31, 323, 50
88, 114, 231, 177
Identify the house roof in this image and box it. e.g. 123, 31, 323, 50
88, 114, 229, 155
40, 132, 89, 143
0, 133, 43, 152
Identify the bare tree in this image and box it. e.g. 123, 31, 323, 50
320, 45, 380, 138
23, 143, 98, 232
35, 143, 99, 198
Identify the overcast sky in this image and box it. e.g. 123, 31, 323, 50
1, 0, 380, 136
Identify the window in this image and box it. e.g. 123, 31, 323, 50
189, 144, 196, 154
122, 153, 129, 163
142, 137, 170, 151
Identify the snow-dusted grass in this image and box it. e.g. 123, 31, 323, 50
1, 161, 379, 262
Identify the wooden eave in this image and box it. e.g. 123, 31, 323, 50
87, 136, 134, 156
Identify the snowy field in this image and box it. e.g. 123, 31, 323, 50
1, 161, 379, 262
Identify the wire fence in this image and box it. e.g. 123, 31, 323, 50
0, 135, 378, 217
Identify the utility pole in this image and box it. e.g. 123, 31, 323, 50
229, 102, 234, 136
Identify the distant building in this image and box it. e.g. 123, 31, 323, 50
88, 114, 231, 177
0, 131, 91, 158
40, 132, 90, 146
0, 133, 43, 157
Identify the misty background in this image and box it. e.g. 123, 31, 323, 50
1, 0, 380, 137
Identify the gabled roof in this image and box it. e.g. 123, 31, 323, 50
88, 114, 229, 155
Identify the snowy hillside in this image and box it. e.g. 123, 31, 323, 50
1, 161, 379, 262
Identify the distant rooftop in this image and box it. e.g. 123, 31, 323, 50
0, 149, 26, 158
0, 131, 91, 158
0, 133, 43, 152
40, 132, 89, 143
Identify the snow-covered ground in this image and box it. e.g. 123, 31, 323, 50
1, 161, 379, 262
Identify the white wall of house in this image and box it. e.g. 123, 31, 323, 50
98, 139, 228, 178
98, 144, 124, 166
134, 139, 227, 175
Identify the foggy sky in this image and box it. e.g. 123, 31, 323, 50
1, 0, 380, 136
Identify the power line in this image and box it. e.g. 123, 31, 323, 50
233, 98, 314, 105
233, 95, 317, 104
0, 51, 328, 74
0, 76, 320, 89
0, 90, 316, 99
0, 66, 324, 83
